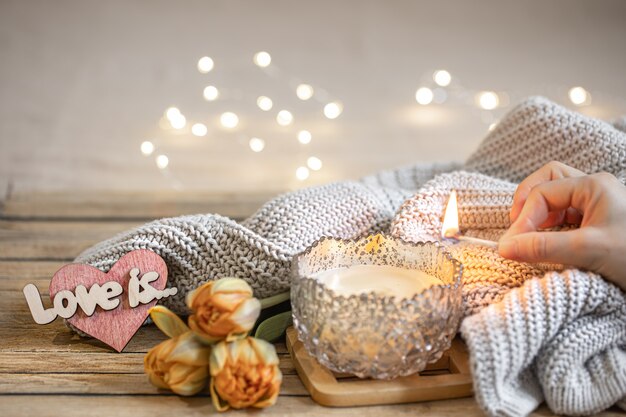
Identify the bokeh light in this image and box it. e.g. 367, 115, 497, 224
249, 137, 265, 152
191, 123, 208, 137
140, 141, 154, 156
276, 110, 293, 126
323, 102, 343, 119
297, 130, 312, 144
197, 56, 214, 73
433, 70, 452, 87
296, 84, 314, 100
295, 166, 310, 180
415, 87, 434, 105
256, 96, 273, 111
477, 91, 499, 110
307, 156, 322, 171
220, 112, 239, 129
253, 51, 272, 68
203, 86, 219, 101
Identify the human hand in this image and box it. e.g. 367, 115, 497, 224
498, 161, 626, 291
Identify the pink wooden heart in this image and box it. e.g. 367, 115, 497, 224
49, 249, 168, 352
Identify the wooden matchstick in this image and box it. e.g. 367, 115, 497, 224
453, 235, 499, 248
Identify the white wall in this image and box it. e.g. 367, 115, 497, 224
1, 0, 625, 193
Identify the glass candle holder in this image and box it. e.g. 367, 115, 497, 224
291, 234, 463, 379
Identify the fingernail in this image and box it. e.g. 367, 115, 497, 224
498, 238, 518, 259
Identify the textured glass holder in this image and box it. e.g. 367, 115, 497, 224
291, 234, 463, 380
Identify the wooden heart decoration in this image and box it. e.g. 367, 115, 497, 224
48, 250, 169, 352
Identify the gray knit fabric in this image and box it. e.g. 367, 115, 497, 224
75, 96, 626, 415
461, 270, 626, 416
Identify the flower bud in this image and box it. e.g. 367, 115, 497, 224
187, 278, 261, 344
209, 337, 282, 411
144, 331, 211, 396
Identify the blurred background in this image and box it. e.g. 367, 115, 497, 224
1, 0, 626, 197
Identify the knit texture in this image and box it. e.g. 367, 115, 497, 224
75, 96, 626, 415
390, 171, 564, 316
460, 270, 626, 416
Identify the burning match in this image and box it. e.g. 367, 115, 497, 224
441, 190, 499, 249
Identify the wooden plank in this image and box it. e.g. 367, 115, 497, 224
0, 288, 285, 352
0, 351, 295, 374
0, 395, 486, 417
0, 261, 64, 280
1, 322, 169, 353
3, 395, 617, 417
0, 373, 307, 396
1, 191, 279, 220
0, 220, 141, 260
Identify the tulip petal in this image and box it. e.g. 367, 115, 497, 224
249, 337, 279, 366
209, 341, 228, 377
168, 333, 211, 366
186, 281, 215, 309
228, 298, 261, 333
169, 365, 208, 396
211, 277, 253, 295
149, 306, 190, 338
210, 292, 248, 311
148, 372, 170, 390
210, 378, 230, 412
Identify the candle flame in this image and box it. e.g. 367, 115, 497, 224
442, 191, 459, 239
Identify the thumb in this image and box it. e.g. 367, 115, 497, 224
498, 229, 596, 268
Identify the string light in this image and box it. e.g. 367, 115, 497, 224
220, 112, 239, 129
477, 91, 500, 110
249, 137, 265, 152
165, 107, 181, 120
253, 51, 272, 68
295, 166, 310, 181
276, 110, 294, 126
415, 87, 434, 105
191, 123, 208, 137
256, 96, 273, 111
197, 56, 214, 73
297, 130, 312, 144
433, 70, 452, 87
165, 107, 186, 129
140, 141, 154, 156
169, 114, 186, 129
307, 156, 322, 171
296, 84, 314, 100
488, 122, 498, 132
156, 155, 169, 169
203, 86, 219, 101
323, 102, 343, 119
568, 86, 589, 105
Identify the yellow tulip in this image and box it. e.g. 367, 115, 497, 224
209, 337, 282, 411
144, 331, 211, 396
187, 278, 261, 344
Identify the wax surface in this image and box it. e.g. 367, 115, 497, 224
313, 265, 441, 297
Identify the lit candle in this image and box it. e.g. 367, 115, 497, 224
312, 264, 441, 297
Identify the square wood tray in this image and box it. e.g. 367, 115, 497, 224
286, 326, 473, 407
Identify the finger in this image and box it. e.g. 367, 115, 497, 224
510, 162, 585, 223
538, 208, 583, 229
539, 211, 566, 229
499, 229, 596, 267
565, 207, 583, 225
504, 176, 591, 238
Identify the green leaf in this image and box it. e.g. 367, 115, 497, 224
259, 291, 290, 310
254, 310, 293, 342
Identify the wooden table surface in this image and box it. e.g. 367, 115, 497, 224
0, 191, 622, 417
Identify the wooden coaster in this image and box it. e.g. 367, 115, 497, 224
286, 327, 473, 407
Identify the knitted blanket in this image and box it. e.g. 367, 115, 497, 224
75, 96, 626, 416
